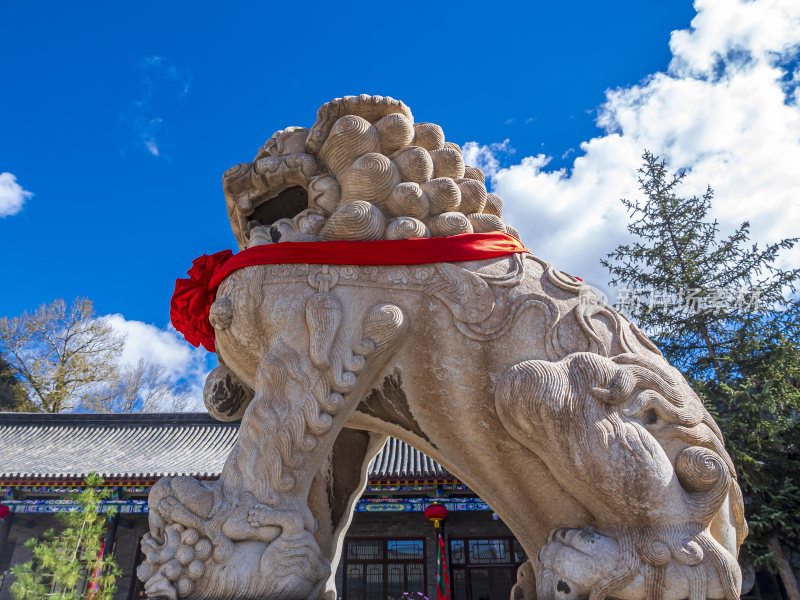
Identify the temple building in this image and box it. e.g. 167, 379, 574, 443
0, 412, 786, 599
0, 412, 526, 600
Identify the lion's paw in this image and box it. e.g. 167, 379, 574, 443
156, 497, 195, 527
248, 506, 272, 528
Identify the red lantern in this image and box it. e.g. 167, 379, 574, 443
0, 504, 10, 520
424, 503, 448, 528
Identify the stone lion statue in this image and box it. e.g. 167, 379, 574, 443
138, 95, 747, 600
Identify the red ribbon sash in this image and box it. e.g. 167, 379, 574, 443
171, 232, 530, 352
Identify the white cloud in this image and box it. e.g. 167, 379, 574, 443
464, 0, 800, 293
0, 172, 33, 217
105, 314, 211, 410
668, 0, 800, 78
493, 137, 643, 288
462, 139, 513, 179
119, 56, 190, 158
139, 116, 164, 157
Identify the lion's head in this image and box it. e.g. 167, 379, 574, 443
222, 94, 517, 250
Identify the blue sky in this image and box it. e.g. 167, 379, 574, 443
2, 0, 798, 407
0, 0, 696, 321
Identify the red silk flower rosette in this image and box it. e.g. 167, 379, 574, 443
170, 250, 233, 352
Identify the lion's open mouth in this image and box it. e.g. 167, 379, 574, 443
247, 186, 309, 231
223, 151, 325, 248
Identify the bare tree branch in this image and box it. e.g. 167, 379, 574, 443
0, 297, 191, 414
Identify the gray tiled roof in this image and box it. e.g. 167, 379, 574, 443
0, 413, 237, 480
368, 436, 452, 479
0, 413, 451, 481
